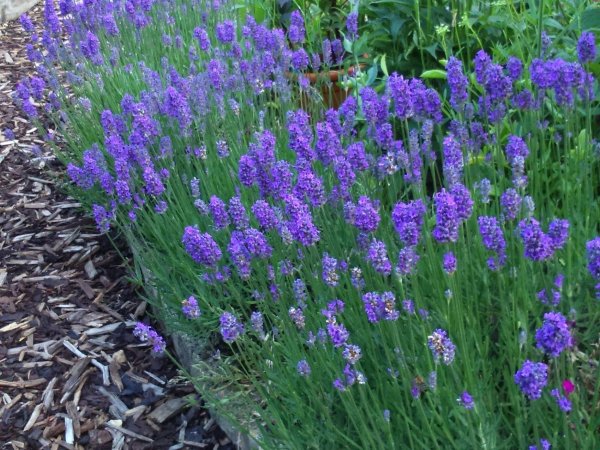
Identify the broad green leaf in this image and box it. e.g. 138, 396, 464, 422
380, 54, 388, 77
581, 7, 600, 31
420, 69, 447, 79
343, 37, 353, 54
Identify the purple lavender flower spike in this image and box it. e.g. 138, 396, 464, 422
392, 199, 426, 246
326, 321, 349, 348
432, 190, 460, 243
450, 183, 473, 222
346, 12, 358, 40
396, 246, 420, 276
443, 135, 464, 187
446, 57, 469, 110
501, 188, 522, 221
288, 307, 305, 329
514, 360, 548, 400
216, 20, 235, 44
322, 253, 340, 287
351, 196, 380, 233
297, 359, 311, 377
506, 56, 523, 81
547, 219, 569, 250
182, 226, 222, 266
586, 237, 600, 280
478, 216, 507, 270
289, 11, 305, 44
518, 218, 554, 261
366, 240, 392, 276
182, 296, 201, 319
228, 196, 250, 230
577, 32, 597, 64
362, 292, 383, 323
443, 252, 457, 274
250, 311, 266, 340
20, 14, 35, 33
550, 388, 572, 413
535, 312, 572, 357
342, 344, 362, 365
427, 329, 456, 365
209, 195, 230, 229
220, 312, 244, 343
252, 200, 278, 230
458, 391, 475, 410
380, 292, 399, 321
133, 323, 166, 354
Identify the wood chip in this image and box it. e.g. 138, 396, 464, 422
147, 398, 190, 424
105, 421, 154, 443
23, 404, 44, 432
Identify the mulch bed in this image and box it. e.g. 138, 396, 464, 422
0, 7, 231, 450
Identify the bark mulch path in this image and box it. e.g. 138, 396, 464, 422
0, 8, 231, 450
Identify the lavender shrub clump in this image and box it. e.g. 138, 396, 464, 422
19, 3, 600, 448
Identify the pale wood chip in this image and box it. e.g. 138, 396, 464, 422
147, 397, 190, 424
83, 260, 97, 279
0, 378, 47, 388
42, 377, 58, 409
123, 405, 146, 422
96, 387, 128, 415
23, 403, 44, 432
105, 421, 154, 443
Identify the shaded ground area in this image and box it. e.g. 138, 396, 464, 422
0, 8, 231, 450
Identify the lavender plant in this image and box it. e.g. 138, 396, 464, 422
14, 0, 600, 448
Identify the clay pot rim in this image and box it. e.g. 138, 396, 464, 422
303, 62, 366, 83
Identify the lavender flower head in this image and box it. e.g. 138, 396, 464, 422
586, 237, 600, 280
396, 246, 420, 276
458, 391, 475, 410
326, 321, 350, 348
478, 216, 507, 270
535, 312, 573, 357
514, 360, 548, 400
500, 188, 522, 221
518, 218, 553, 261
432, 189, 460, 243
322, 253, 340, 287
392, 199, 426, 246
427, 329, 456, 365
366, 240, 392, 276
342, 344, 362, 365
133, 323, 166, 354
250, 311, 266, 340
209, 195, 230, 229
297, 359, 311, 377
288, 307, 305, 329
182, 296, 201, 319
446, 56, 469, 109
577, 32, 597, 64
346, 12, 358, 40
443, 252, 457, 274
182, 226, 222, 266
550, 388, 572, 413
220, 312, 244, 343
288, 11, 305, 44
351, 196, 380, 233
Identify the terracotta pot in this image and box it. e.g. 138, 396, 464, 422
289, 62, 366, 110
307, 63, 365, 109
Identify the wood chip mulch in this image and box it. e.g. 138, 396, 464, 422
0, 7, 232, 450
